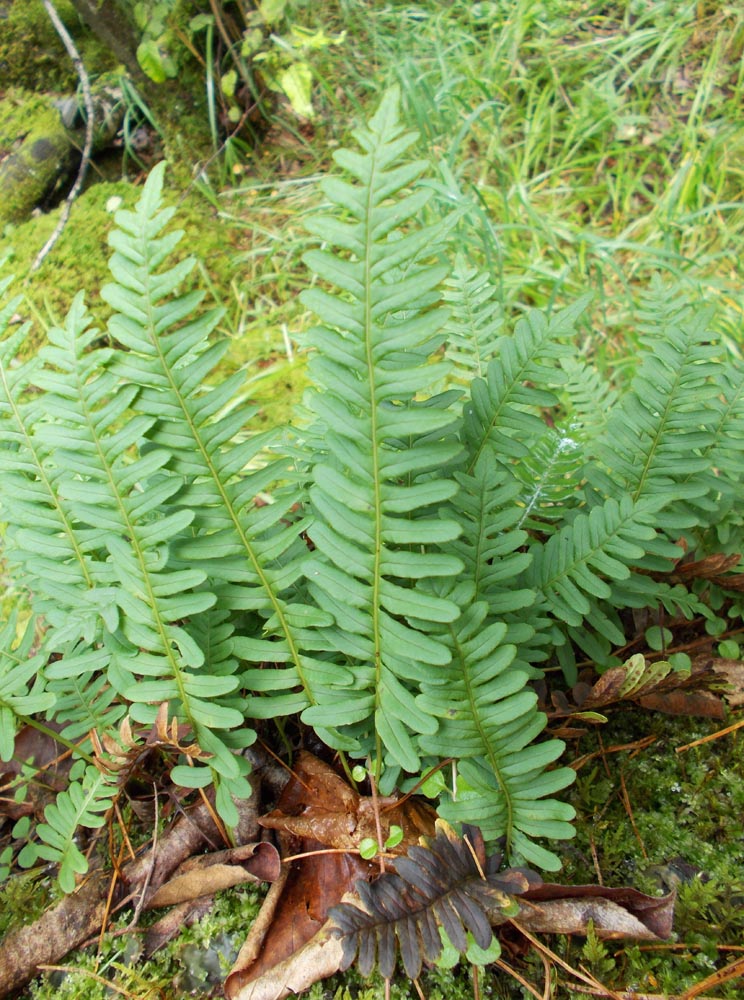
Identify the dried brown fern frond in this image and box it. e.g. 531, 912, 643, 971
329, 821, 541, 979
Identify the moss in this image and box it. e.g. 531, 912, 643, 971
25, 883, 265, 1000
0, 0, 108, 92
0, 104, 75, 227
558, 710, 744, 998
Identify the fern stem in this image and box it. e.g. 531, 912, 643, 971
10, 713, 96, 766
363, 145, 385, 785
446, 620, 515, 853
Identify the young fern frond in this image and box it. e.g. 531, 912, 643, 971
442, 255, 503, 379
298, 88, 464, 772
462, 299, 588, 474
513, 428, 585, 533
35, 764, 119, 893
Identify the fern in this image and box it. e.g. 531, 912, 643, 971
442, 255, 503, 379
462, 299, 588, 474
0, 615, 54, 763
3, 90, 744, 896
34, 764, 119, 893
297, 89, 464, 773
417, 590, 575, 870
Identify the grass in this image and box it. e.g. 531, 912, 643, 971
2, 0, 744, 997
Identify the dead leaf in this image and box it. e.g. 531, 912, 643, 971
514, 883, 676, 940
227, 922, 344, 1000
147, 842, 280, 908
225, 839, 372, 998
225, 754, 437, 997
710, 657, 744, 707
226, 880, 675, 1000
639, 689, 725, 718
144, 897, 215, 956
258, 752, 437, 853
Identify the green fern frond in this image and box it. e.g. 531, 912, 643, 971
558, 355, 618, 442
30, 296, 251, 805
513, 427, 585, 533
0, 313, 106, 646
442, 255, 503, 379
586, 309, 721, 533
0, 615, 54, 762
298, 88, 464, 772
462, 298, 588, 474
417, 590, 575, 870
99, 164, 325, 724
35, 764, 119, 893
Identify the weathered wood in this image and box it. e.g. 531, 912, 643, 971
67, 0, 142, 80
0, 82, 124, 226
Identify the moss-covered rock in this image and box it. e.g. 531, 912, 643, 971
0, 0, 111, 91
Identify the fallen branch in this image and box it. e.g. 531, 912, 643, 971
32, 0, 96, 273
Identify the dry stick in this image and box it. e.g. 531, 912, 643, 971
126, 783, 160, 931
494, 958, 545, 1000
618, 769, 647, 859
33, 0, 95, 273
678, 954, 744, 1000
676, 716, 744, 752
510, 920, 626, 1000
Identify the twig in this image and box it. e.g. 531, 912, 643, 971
495, 957, 546, 1000
678, 954, 744, 1000
510, 920, 626, 1000
126, 783, 159, 931
676, 716, 744, 752
33, 0, 95, 273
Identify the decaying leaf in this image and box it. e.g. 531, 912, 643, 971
709, 657, 744, 707
146, 842, 280, 908
258, 752, 436, 853
227, 872, 676, 1000
548, 653, 739, 723
514, 883, 676, 940
225, 752, 435, 997
224, 838, 372, 998
226, 755, 676, 1000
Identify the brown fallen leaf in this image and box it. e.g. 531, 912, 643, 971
547, 653, 735, 723
225, 753, 438, 998
146, 841, 280, 908
226, 757, 675, 1000
639, 689, 725, 718
709, 657, 744, 707
144, 897, 215, 956
258, 751, 436, 853
515, 883, 676, 940
224, 839, 372, 998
